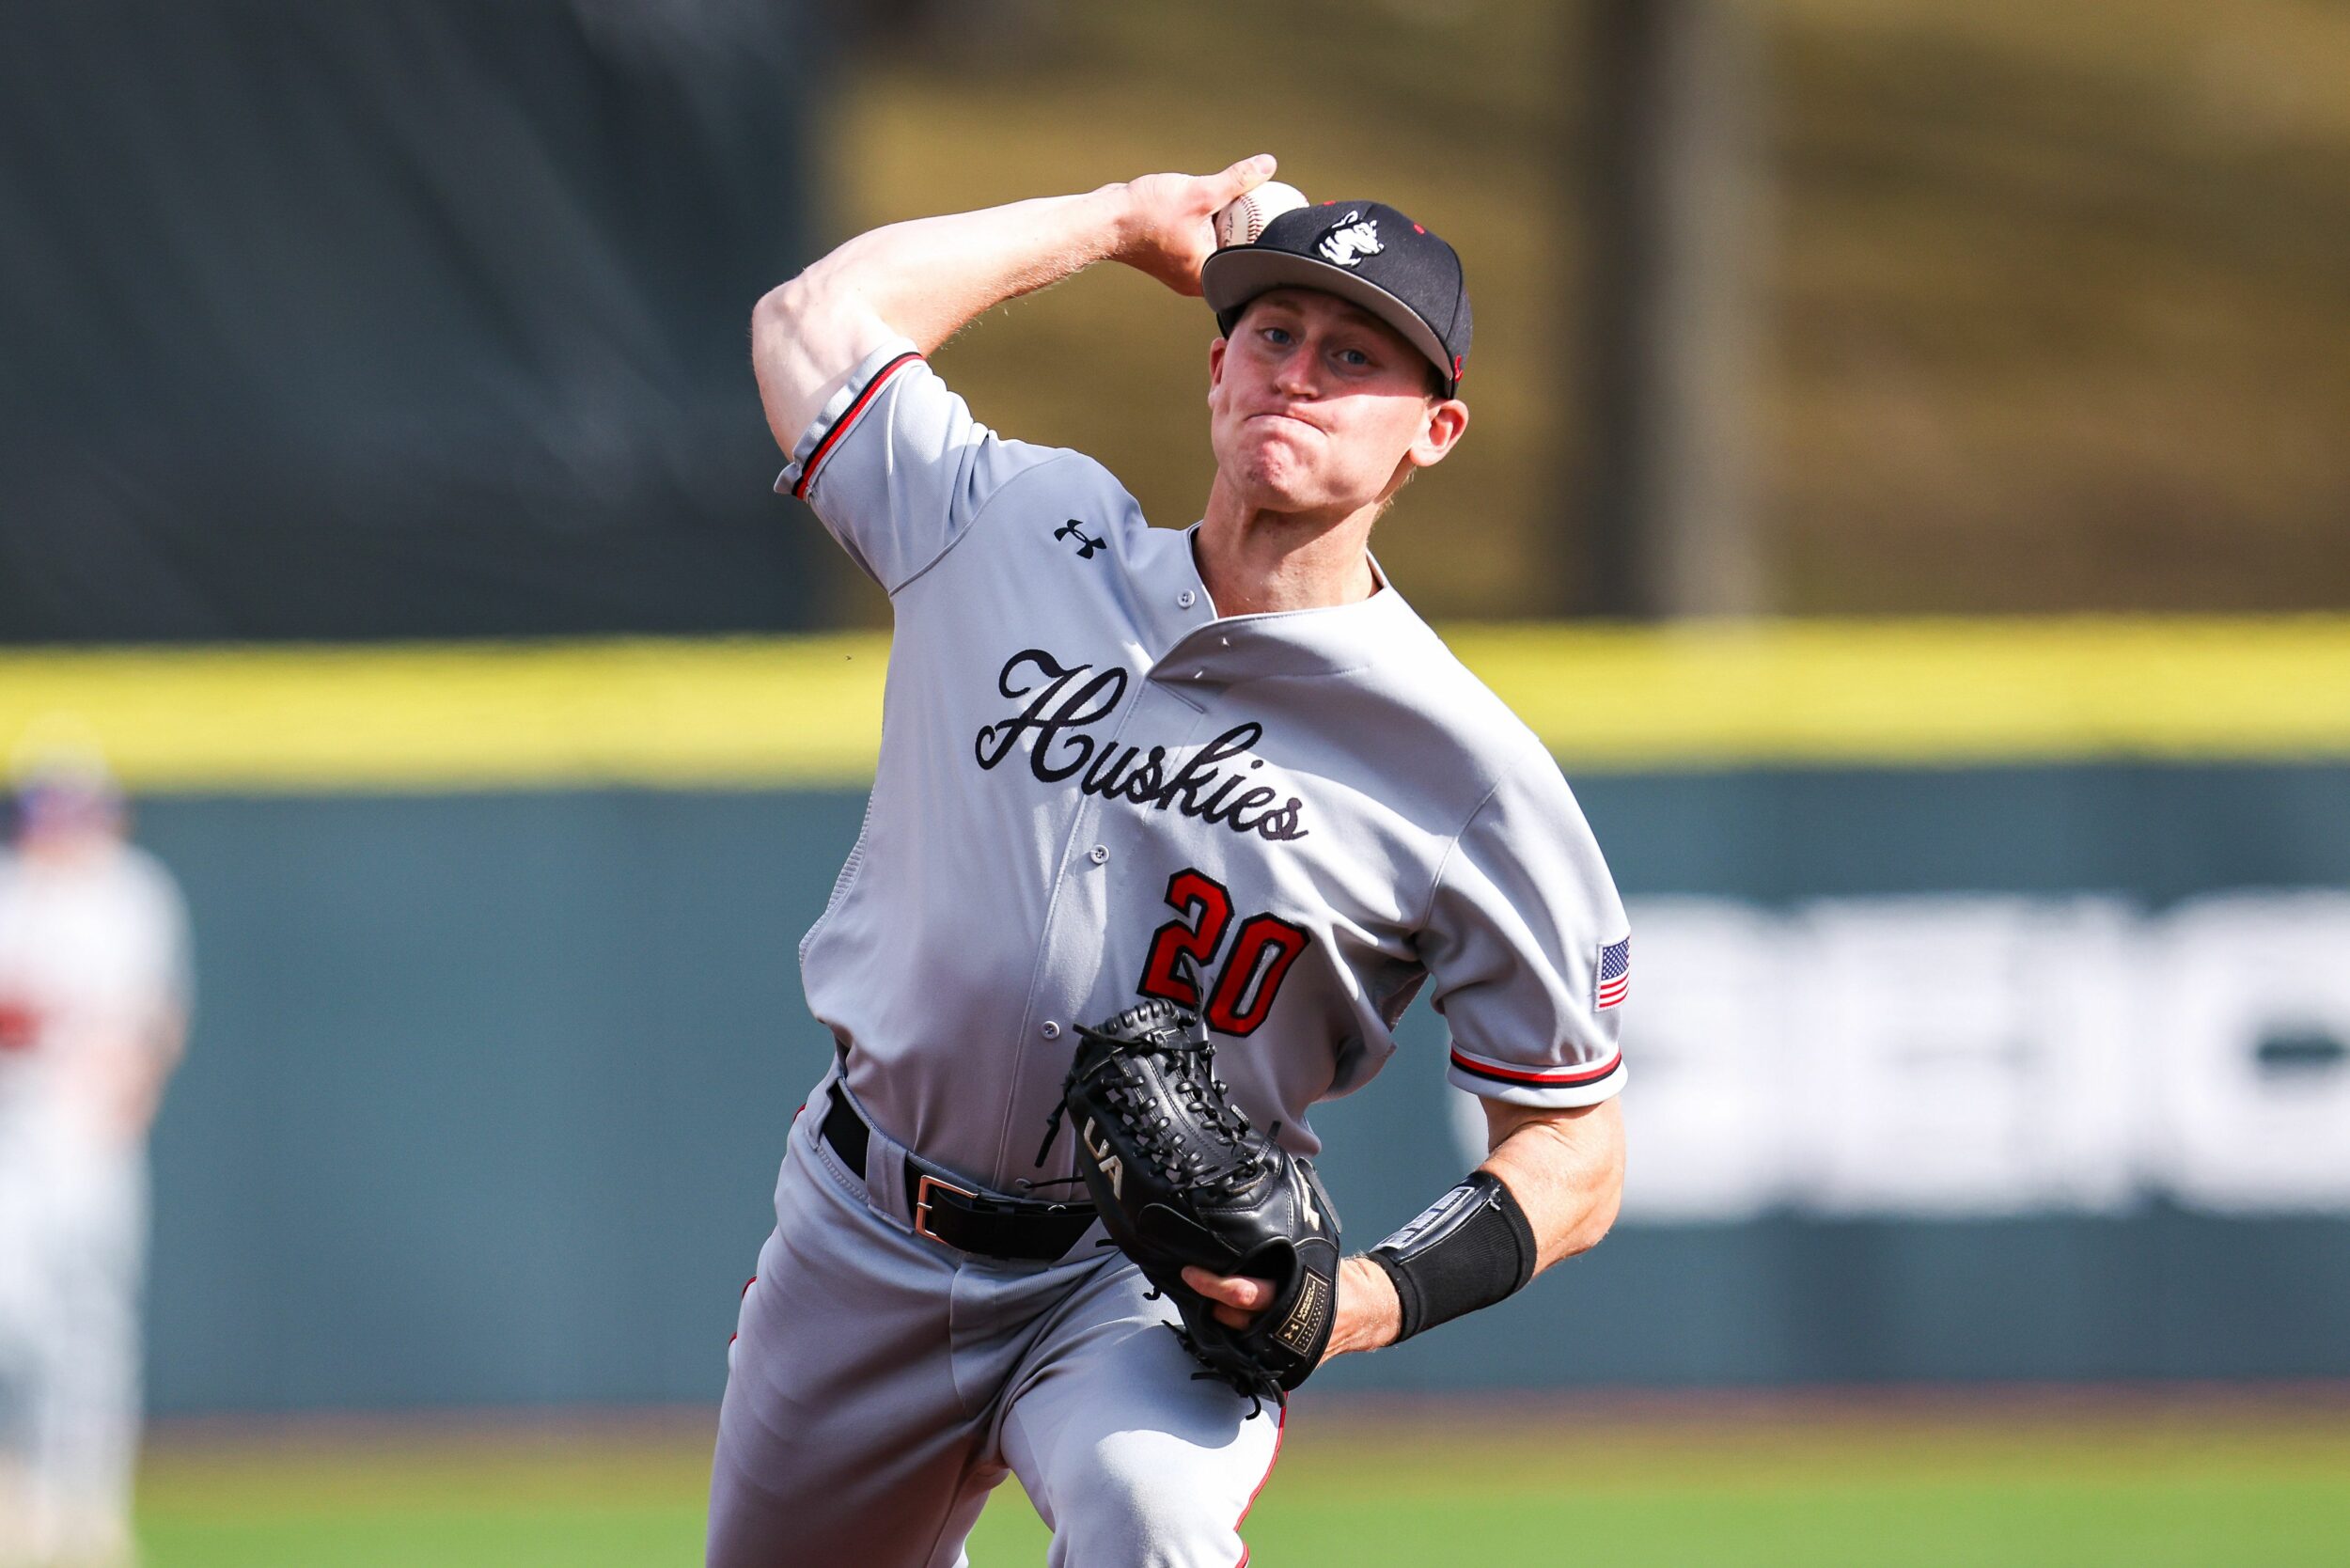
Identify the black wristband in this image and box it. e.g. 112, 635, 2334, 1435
1367, 1170, 1539, 1343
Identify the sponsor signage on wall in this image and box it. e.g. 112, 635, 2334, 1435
1456, 892, 2350, 1219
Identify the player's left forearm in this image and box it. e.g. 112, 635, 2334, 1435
1324, 1257, 1405, 1356
1479, 1096, 1625, 1272
1324, 1099, 1624, 1360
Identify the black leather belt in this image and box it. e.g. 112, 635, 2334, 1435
822, 1088, 1095, 1262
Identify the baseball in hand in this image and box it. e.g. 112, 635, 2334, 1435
1214, 180, 1310, 248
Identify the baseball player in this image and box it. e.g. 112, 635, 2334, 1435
0, 746, 190, 1568
713, 156, 1629, 1567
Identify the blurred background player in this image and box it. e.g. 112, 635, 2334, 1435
0, 741, 190, 1568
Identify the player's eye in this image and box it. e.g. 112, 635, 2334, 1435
1336, 347, 1372, 368
1261, 326, 1294, 347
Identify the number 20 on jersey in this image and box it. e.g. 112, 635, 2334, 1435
1137, 869, 1311, 1036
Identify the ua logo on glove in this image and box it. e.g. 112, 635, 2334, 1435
1081, 1119, 1124, 1199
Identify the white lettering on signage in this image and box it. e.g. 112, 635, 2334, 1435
1449, 893, 2350, 1218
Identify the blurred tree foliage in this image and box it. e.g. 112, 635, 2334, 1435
823, 0, 2350, 620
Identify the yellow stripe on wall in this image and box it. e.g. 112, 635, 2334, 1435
2, 618, 2346, 793
1458, 617, 2350, 769
0, 638, 892, 792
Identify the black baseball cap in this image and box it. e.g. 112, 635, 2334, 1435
1201, 200, 1473, 397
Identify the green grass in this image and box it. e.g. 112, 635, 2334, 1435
137, 1397, 2350, 1566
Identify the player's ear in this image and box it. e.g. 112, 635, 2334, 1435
1208, 336, 1229, 387
1407, 397, 1469, 470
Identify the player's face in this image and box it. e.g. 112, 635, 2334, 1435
1207, 290, 1467, 517
10, 785, 124, 857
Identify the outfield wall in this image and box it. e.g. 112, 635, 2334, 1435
8, 621, 2348, 1412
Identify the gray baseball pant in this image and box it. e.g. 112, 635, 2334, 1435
706, 1072, 1283, 1567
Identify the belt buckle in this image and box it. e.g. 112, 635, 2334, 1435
913, 1171, 979, 1247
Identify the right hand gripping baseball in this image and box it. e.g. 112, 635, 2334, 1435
1043, 996, 1342, 1406
1116, 155, 1278, 297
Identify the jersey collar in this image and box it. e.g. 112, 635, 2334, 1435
1144, 524, 1427, 688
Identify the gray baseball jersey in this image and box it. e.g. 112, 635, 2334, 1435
779, 337, 1630, 1195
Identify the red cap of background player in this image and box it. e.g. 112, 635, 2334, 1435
1201, 200, 1473, 397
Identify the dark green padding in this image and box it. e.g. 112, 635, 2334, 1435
135, 761, 2350, 1411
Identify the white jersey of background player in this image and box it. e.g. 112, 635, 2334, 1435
712, 158, 1630, 1568
0, 749, 189, 1568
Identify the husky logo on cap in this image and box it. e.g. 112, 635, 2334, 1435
1315, 210, 1383, 268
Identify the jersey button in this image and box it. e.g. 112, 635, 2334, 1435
1089, 844, 1109, 865
1177, 589, 1197, 608
1041, 1020, 1062, 1040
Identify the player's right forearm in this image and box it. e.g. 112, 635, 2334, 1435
750, 185, 1136, 453
751, 156, 1276, 454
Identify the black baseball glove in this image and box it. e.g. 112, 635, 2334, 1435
1036, 997, 1341, 1407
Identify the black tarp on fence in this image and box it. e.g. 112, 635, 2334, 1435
0, 0, 827, 642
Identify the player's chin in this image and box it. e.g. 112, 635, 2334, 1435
1229, 464, 1325, 514
1228, 438, 1327, 503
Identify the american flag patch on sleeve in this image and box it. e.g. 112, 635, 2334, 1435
1594, 934, 1631, 1010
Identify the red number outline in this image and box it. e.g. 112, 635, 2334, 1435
1204, 914, 1311, 1036
1138, 870, 1233, 1009
1136, 868, 1311, 1032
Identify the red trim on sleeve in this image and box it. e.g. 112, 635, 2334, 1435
791, 351, 923, 499
1449, 1047, 1623, 1088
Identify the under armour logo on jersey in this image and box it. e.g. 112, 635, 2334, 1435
1316, 211, 1382, 268
1054, 520, 1105, 559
